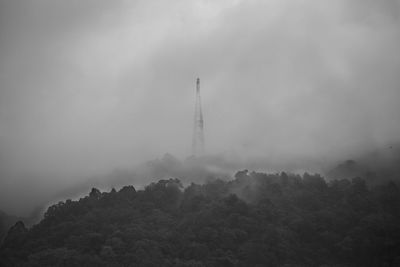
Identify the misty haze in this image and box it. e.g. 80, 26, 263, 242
1, 0, 400, 266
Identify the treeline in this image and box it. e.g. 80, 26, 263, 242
1, 171, 400, 266
0, 211, 22, 242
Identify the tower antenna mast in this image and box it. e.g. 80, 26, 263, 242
192, 78, 205, 157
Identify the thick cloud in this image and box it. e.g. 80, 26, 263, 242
1, 0, 400, 215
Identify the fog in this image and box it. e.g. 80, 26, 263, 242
1, 0, 400, 216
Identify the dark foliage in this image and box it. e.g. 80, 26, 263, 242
1, 173, 400, 267
0, 212, 16, 242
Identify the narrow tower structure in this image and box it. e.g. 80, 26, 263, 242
192, 78, 205, 157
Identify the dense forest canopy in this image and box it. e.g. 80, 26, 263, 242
1, 171, 400, 267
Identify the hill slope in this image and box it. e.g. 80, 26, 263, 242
1, 171, 400, 267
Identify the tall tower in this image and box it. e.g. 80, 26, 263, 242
192, 78, 205, 157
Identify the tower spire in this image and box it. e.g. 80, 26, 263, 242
192, 78, 205, 157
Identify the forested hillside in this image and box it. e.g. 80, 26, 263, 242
0, 211, 22, 242
1, 171, 400, 267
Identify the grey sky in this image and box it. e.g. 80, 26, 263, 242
1, 0, 400, 214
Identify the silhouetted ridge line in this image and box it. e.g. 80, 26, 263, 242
1, 172, 400, 266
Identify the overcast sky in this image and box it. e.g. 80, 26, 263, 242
1, 0, 400, 214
